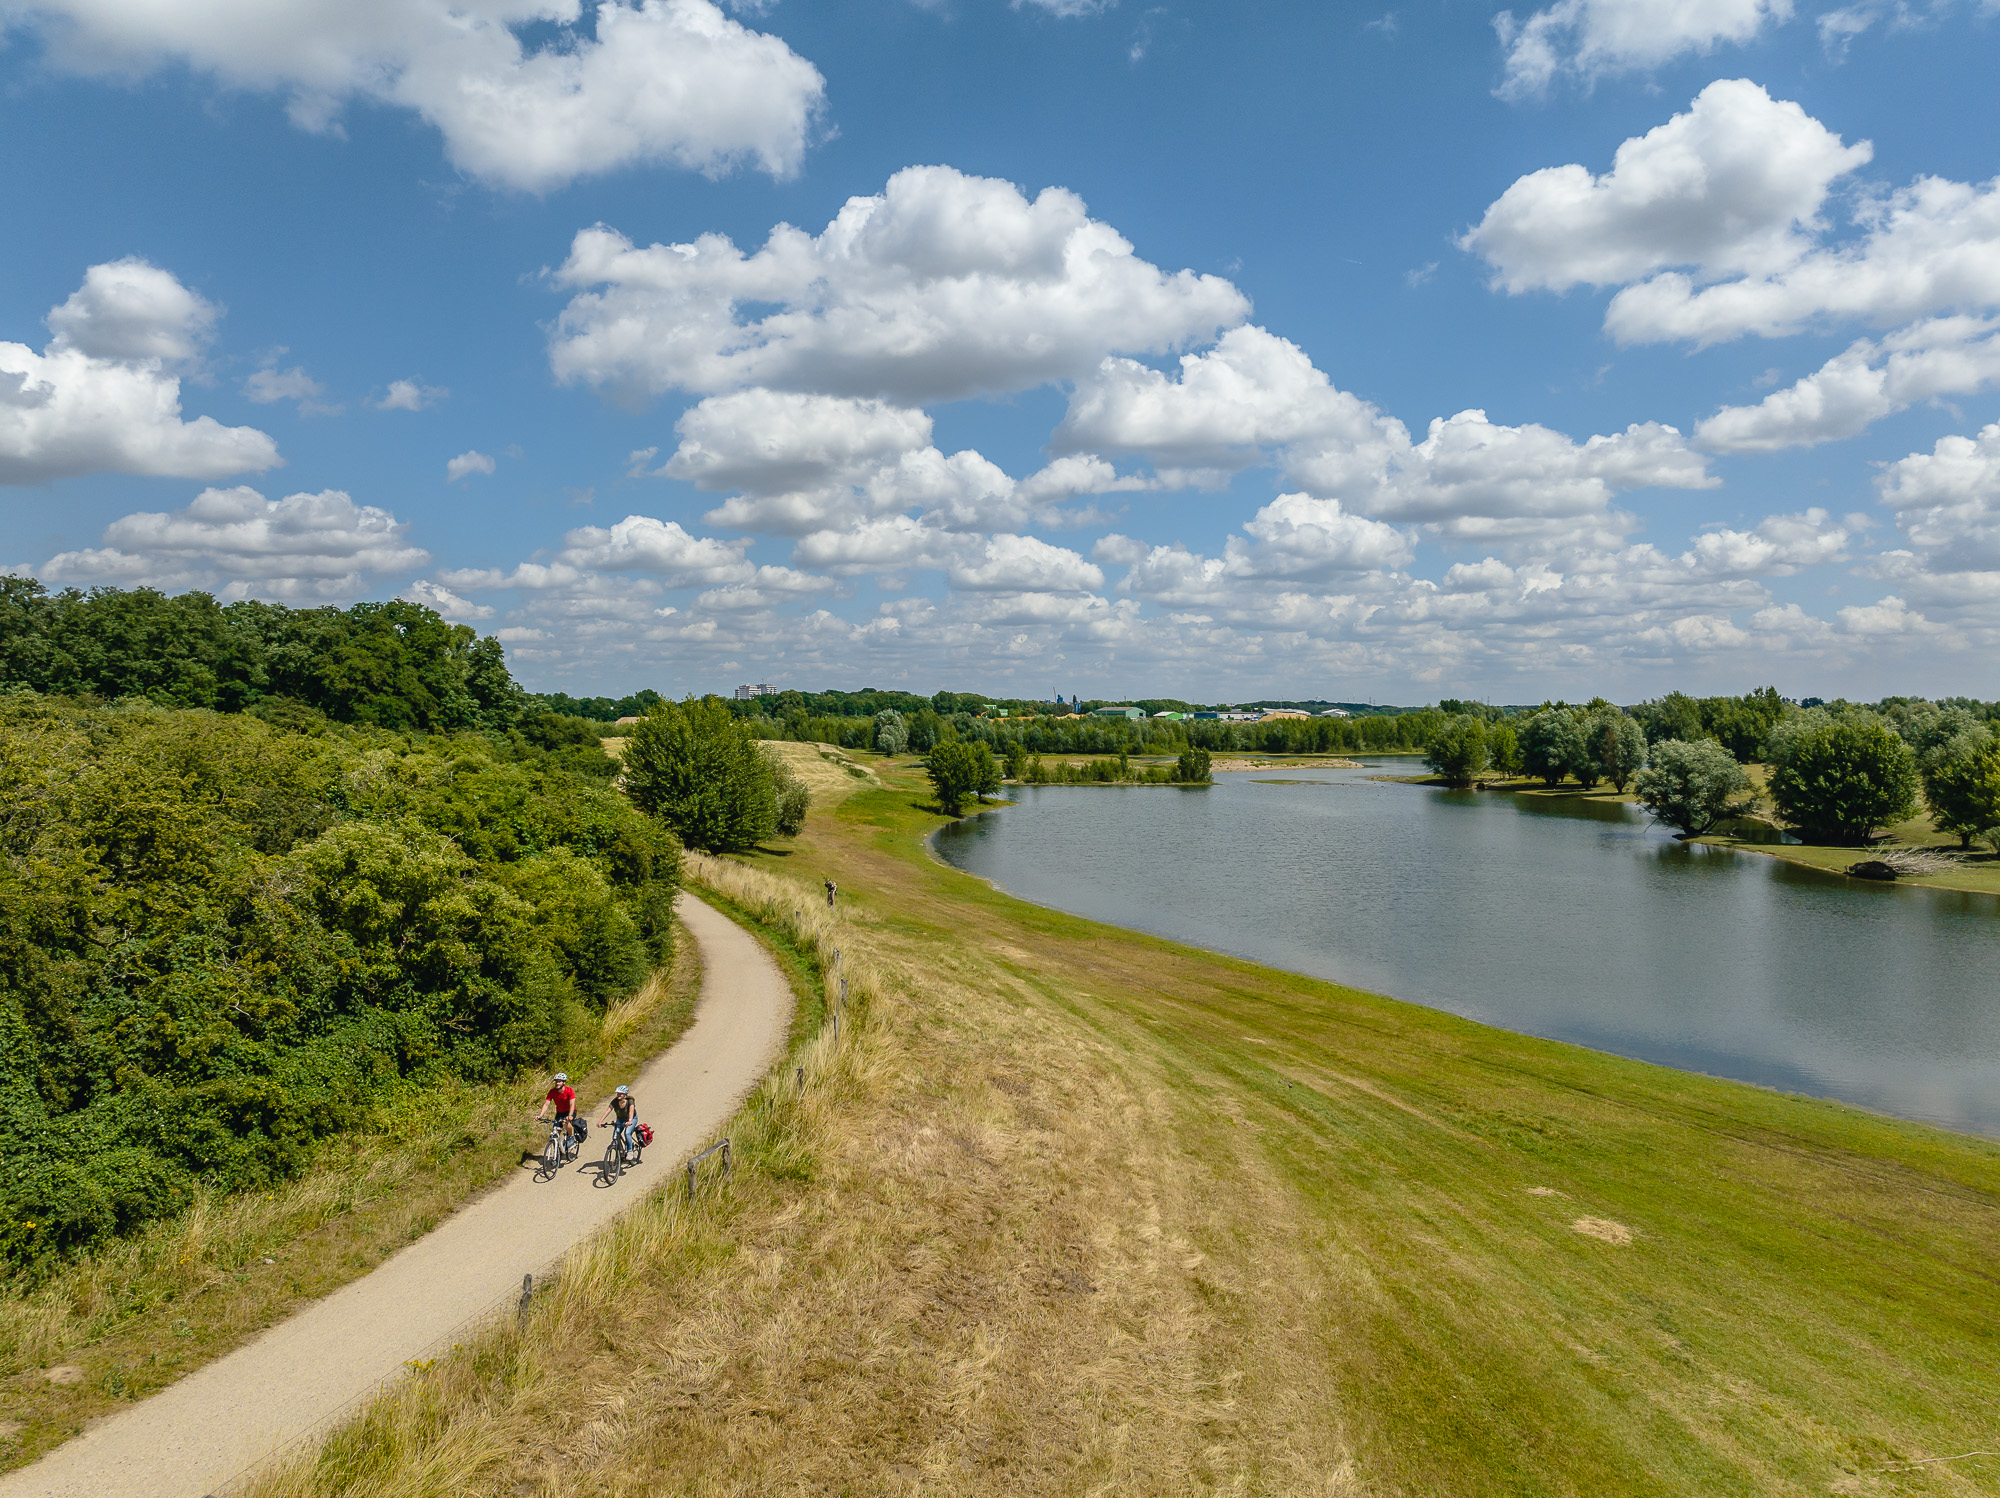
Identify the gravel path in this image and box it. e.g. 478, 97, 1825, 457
0, 892, 792, 1498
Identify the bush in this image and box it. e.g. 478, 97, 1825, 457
1173, 747, 1213, 784
1635, 739, 1755, 837
772, 758, 811, 835
1424, 715, 1489, 788
622, 696, 777, 851
1767, 712, 1919, 843
0, 694, 677, 1270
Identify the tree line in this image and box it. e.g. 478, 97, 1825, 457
750, 704, 1438, 759
1, 579, 521, 733
1422, 689, 2000, 848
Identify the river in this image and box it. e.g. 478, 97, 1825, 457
931, 760, 2000, 1137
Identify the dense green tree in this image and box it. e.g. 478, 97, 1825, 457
906, 707, 945, 753
1488, 722, 1522, 776
1635, 740, 1755, 837
0, 694, 676, 1269
1520, 709, 1584, 788
1768, 712, 1919, 843
927, 739, 996, 815
1633, 690, 1705, 746
0, 579, 524, 732
872, 708, 909, 755
1920, 731, 2000, 848
1587, 708, 1648, 792
1704, 688, 1787, 762
1424, 714, 1489, 788
621, 697, 777, 851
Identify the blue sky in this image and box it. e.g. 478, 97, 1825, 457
4, 0, 1999, 703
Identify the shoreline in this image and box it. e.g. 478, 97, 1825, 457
1377, 770, 2000, 899
922, 801, 1996, 1142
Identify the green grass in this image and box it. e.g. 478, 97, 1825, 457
230, 747, 2000, 1496
751, 763, 2000, 1495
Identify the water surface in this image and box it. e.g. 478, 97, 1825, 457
933, 761, 2000, 1137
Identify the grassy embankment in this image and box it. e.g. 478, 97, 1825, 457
0, 923, 703, 1468
251, 742, 2000, 1497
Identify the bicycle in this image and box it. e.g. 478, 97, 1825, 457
540, 1117, 579, 1175
602, 1121, 640, 1181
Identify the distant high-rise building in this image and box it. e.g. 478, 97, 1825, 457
733, 683, 779, 700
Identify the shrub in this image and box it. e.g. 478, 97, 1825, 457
1635, 739, 1755, 837
772, 759, 811, 835
0, 694, 676, 1270
1173, 747, 1213, 784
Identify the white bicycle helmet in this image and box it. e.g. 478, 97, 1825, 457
615, 1084, 630, 1094
553, 1072, 569, 1083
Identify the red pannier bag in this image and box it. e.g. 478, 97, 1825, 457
637, 1123, 654, 1147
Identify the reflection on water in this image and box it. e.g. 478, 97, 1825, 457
933, 761, 2000, 1137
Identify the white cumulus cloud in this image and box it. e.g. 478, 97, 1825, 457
1463, 80, 1868, 296
43, 485, 425, 596
1494, 0, 1791, 101
0, 0, 826, 192
1877, 421, 2000, 572
46, 256, 221, 364
376, 379, 448, 411
1696, 316, 2000, 451
548, 165, 1249, 405
946, 534, 1103, 593
1059, 325, 1713, 538
447, 450, 497, 482
1605, 171, 2000, 345
1, 262, 278, 484
402, 578, 496, 620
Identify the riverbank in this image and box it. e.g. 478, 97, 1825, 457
247, 746, 2000, 1495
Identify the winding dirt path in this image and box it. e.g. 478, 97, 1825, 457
0, 892, 792, 1498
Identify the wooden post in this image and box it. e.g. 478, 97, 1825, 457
517, 1273, 532, 1324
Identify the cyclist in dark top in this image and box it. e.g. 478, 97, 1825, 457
598, 1083, 639, 1158
532, 1072, 582, 1153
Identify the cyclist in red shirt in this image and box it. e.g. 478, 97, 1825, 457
532, 1072, 582, 1155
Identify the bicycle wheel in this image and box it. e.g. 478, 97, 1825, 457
603, 1139, 621, 1181
542, 1134, 558, 1173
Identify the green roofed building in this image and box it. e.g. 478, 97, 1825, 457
1091, 706, 1143, 719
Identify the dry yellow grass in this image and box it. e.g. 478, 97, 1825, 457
245, 850, 1358, 1497
761, 737, 885, 803
234, 762, 2000, 1496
